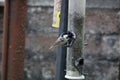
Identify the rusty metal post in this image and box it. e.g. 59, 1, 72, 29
1, 0, 27, 80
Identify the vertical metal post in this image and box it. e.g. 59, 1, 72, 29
2, 0, 9, 80
65, 0, 86, 79
1, 0, 27, 80
55, 0, 69, 80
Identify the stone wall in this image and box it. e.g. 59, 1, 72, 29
25, 7, 57, 80
0, 0, 120, 80
84, 9, 120, 80
27, 0, 120, 9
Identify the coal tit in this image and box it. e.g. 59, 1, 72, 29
49, 31, 76, 49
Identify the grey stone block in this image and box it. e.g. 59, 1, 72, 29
27, 0, 120, 9
85, 9, 120, 34
27, 0, 54, 6
27, 7, 58, 36
0, 0, 4, 6
86, 0, 120, 8
84, 59, 119, 80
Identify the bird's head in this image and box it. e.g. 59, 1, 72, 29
62, 34, 69, 40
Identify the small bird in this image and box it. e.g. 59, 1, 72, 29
49, 31, 76, 49
73, 58, 84, 74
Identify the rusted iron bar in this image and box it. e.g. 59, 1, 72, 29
1, 0, 9, 80
1, 0, 27, 80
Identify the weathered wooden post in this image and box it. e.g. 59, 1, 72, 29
65, 0, 86, 79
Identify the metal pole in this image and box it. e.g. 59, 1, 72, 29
55, 0, 69, 80
65, 0, 86, 79
1, 0, 27, 80
1, 0, 9, 80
